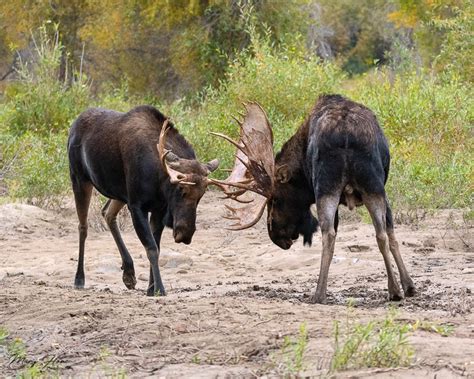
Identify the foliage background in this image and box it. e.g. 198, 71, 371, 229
0, 0, 472, 212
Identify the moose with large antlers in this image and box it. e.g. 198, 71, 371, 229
213, 94, 416, 304
68, 105, 219, 296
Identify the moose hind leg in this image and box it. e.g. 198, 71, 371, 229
311, 194, 340, 304
72, 180, 93, 289
364, 194, 403, 301
103, 199, 137, 290
386, 201, 415, 297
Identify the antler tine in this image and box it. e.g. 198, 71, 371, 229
208, 178, 254, 192
157, 119, 198, 186
231, 115, 243, 126
218, 194, 253, 204
209, 132, 245, 152
158, 119, 171, 175
223, 196, 268, 230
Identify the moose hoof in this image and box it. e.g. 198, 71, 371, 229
403, 284, 416, 297
122, 271, 137, 290
388, 291, 404, 301
310, 292, 327, 304
146, 285, 167, 297
74, 277, 85, 289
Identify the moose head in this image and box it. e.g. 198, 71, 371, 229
210, 103, 317, 249
158, 120, 219, 244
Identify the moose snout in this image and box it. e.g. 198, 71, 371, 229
173, 223, 195, 244
273, 237, 293, 250
268, 225, 295, 250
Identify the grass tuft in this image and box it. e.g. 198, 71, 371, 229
330, 306, 414, 372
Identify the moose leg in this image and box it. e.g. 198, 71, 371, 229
311, 194, 340, 304
72, 180, 93, 289
386, 201, 415, 297
147, 212, 165, 296
102, 199, 137, 290
129, 206, 166, 296
363, 194, 403, 301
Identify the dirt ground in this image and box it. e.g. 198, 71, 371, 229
0, 191, 473, 378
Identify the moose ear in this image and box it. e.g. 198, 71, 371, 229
276, 165, 290, 183
205, 159, 219, 173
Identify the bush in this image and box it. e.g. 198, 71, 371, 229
0, 24, 89, 205
344, 69, 473, 210
5, 133, 69, 207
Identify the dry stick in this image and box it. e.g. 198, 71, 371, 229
253, 317, 276, 327
115, 312, 135, 355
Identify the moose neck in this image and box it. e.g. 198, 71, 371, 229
275, 117, 312, 190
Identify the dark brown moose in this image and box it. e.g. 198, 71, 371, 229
68, 105, 219, 296
212, 95, 415, 304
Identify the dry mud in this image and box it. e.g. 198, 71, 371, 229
0, 192, 473, 378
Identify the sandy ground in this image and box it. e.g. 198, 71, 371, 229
0, 191, 473, 378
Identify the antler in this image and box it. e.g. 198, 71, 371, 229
209, 102, 274, 229
157, 120, 196, 185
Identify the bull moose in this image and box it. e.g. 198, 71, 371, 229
212, 94, 416, 304
68, 105, 219, 296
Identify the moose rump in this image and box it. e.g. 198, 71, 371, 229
68, 105, 218, 296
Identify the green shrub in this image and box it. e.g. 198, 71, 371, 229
280, 322, 309, 375
4, 24, 90, 137
6, 133, 69, 207
330, 307, 414, 372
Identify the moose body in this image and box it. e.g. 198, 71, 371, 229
68, 105, 218, 296
215, 95, 415, 304
269, 94, 415, 303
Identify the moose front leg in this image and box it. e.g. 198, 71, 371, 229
129, 205, 166, 296
311, 194, 340, 304
148, 212, 165, 296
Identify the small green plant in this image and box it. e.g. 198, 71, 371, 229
330, 307, 414, 372
92, 345, 127, 378
278, 322, 309, 375
0, 326, 58, 377
0, 326, 8, 342
7, 337, 27, 362
17, 363, 46, 379
98, 345, 111, 361
191, 354, 201, 364
411, 320, 454, 337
